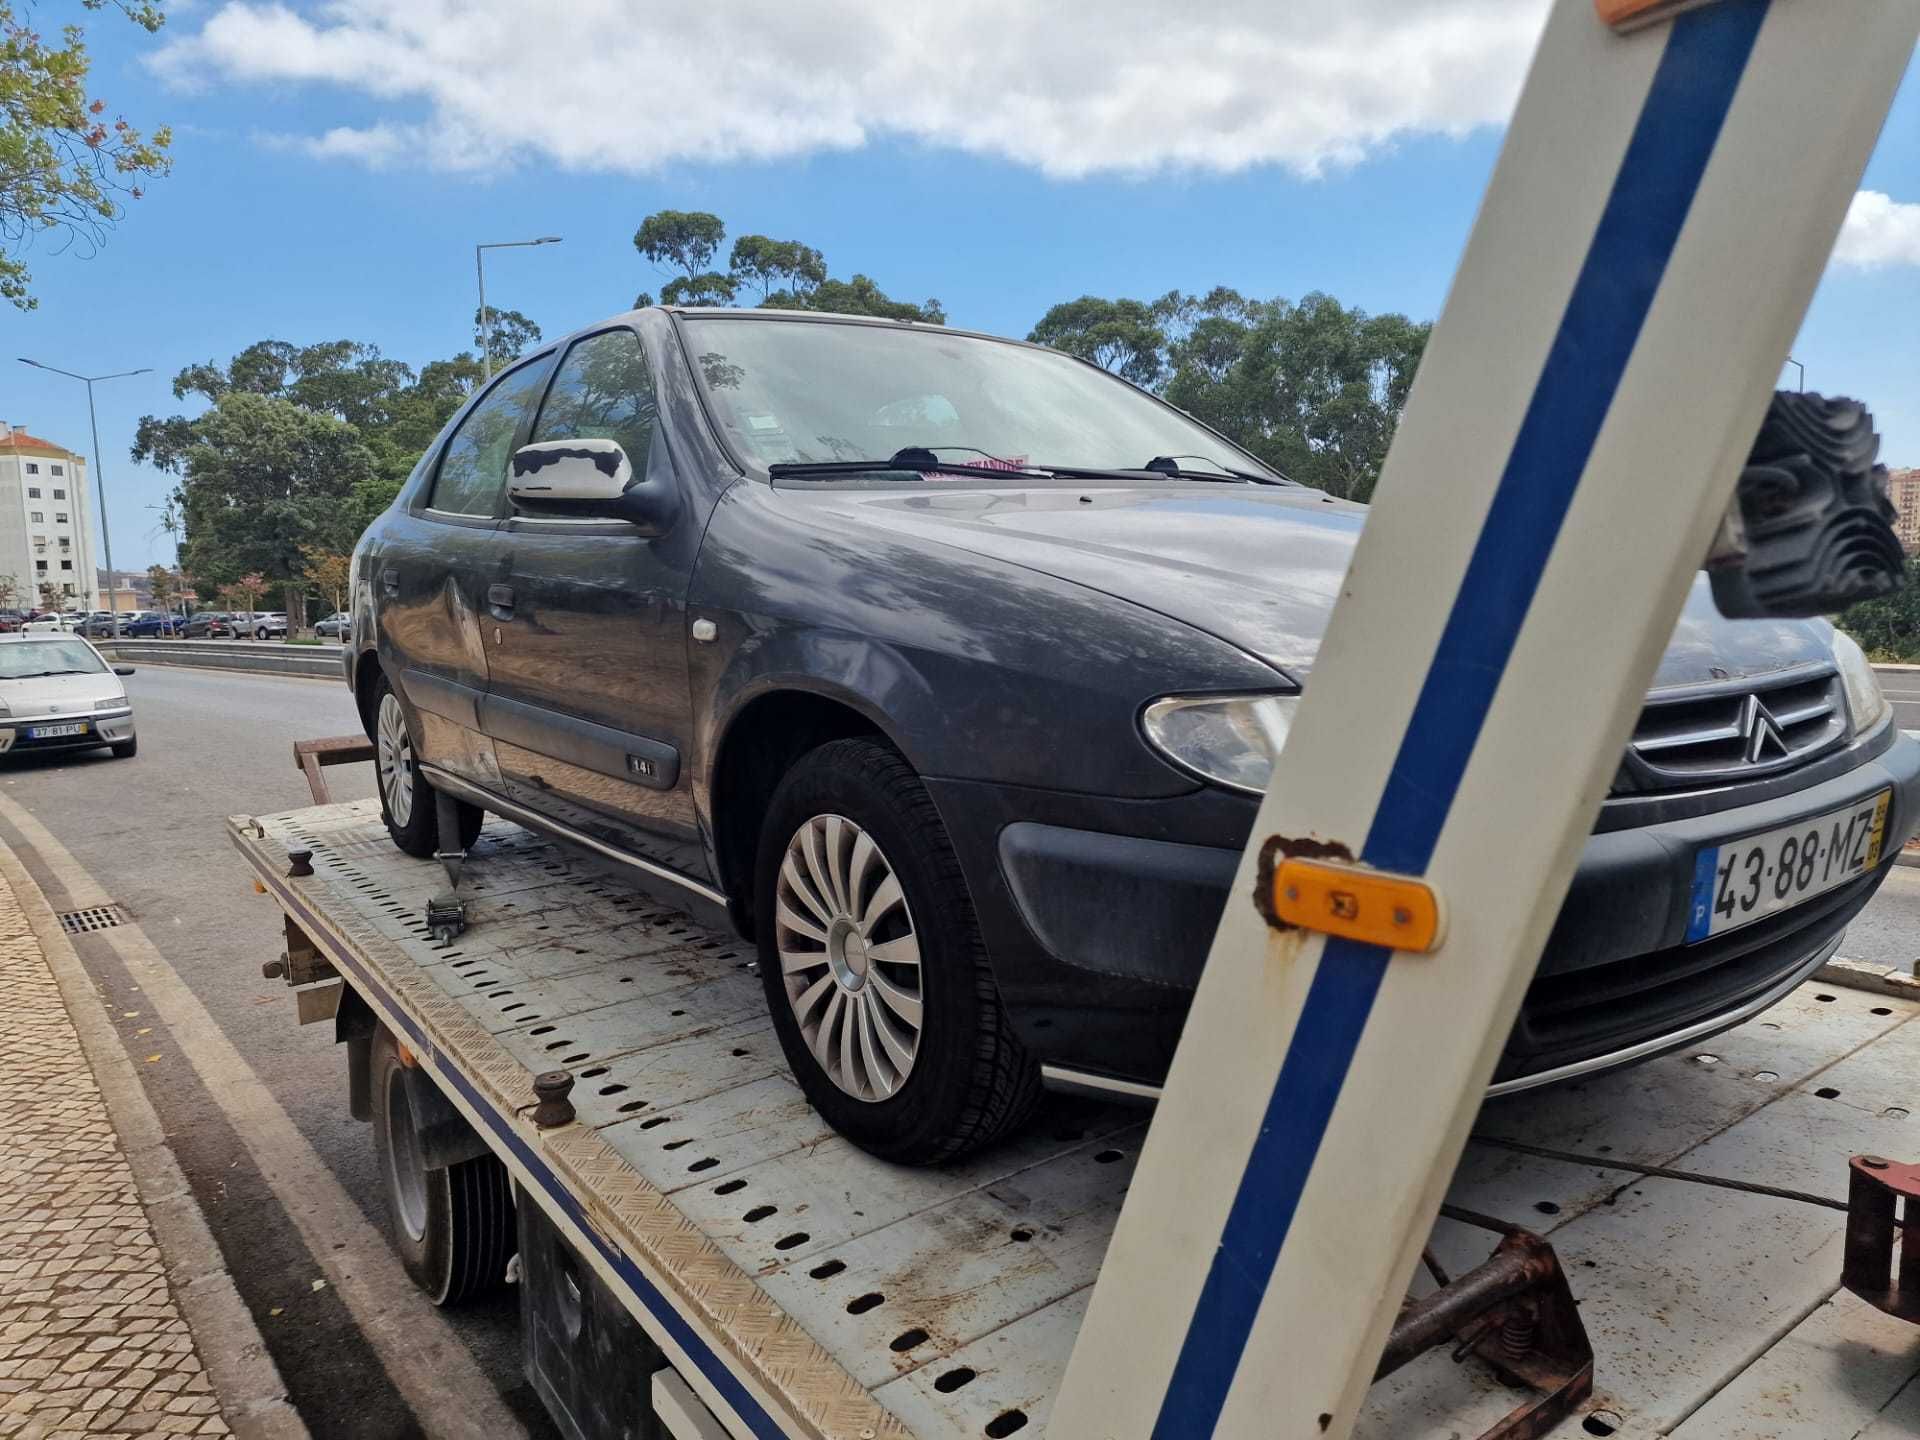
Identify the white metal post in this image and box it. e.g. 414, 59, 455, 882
1051, 3, 1920, 1437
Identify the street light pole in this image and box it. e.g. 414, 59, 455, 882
17, 359, 150, 640
1787, 356, 1806, 392
474, 236, 563, 380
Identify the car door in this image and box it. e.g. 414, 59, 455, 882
481, 326, 707, 876
374, 354, 553, 791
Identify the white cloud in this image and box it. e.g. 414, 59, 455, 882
1834, 189, 1920, 271
151, 0, 1551, 179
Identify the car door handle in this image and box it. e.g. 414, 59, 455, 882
487, 584, 516, 620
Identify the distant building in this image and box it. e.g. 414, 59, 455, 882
96, 568, 151, 611
1891, 468, 1920, 555
0, 423, 98, 609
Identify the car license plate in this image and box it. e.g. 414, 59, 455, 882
26, 722, 89, 739
1686, 790, 1890, 942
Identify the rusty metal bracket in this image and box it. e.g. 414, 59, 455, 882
1375, 1207, 1594, 1440
1842, 1154, 1920, 1322
292, 735, 375, 806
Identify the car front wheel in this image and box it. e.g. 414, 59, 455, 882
754, 737, 1039, 1164
371, 675, 482, 858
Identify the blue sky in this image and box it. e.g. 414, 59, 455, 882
9, 2, 1920, 572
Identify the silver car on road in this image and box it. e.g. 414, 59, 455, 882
0, 634, 137, 759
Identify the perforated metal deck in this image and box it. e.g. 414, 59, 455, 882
231, 800, 1920, 1440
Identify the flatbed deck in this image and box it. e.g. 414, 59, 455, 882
231, 799, 1920, 1439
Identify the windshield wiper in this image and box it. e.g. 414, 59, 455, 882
8, 669, 91, 678
1143, 455, 1289, 485
772, 446, 1198, 485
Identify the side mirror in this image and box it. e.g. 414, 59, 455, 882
508, 438, 678, 535
113, 666, 135, 676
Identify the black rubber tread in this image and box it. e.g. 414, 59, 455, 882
439, 1149, 514, 1306
109, 738, 137, 759
754, 736, 1040, 1164
1711, 390, 1904, 618
368, 1027, 513, 1305
371, 673, 483, 859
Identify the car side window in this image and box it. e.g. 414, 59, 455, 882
529, 329, 657, 466
429, 358, 552, 516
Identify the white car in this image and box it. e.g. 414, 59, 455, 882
0, 634, 136, 759
21, 612, 83, 634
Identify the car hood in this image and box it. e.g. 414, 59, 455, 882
0, 670, 126, 715
811, 483, 1835, 689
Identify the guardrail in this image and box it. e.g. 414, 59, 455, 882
96, 636, 347, 681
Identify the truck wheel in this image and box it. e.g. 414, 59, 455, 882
754, 737, 1039, 1164
368, 1026, 513, 1305
370, 674, 481, 858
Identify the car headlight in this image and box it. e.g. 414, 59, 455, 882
1142, 692, 1300, 794
1831, 631, 1889, 734
94, 697, 125, 713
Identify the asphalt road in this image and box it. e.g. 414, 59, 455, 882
1874, 663, 1920, 735
0, 666, 552, 1440
3, 665, 1918, 1440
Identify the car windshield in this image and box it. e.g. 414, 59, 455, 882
0, 639, 105, 679
678, 316, 1284, 481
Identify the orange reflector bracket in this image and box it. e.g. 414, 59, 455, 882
1596, 0, 1722, 33
1271, 857, 1444, 954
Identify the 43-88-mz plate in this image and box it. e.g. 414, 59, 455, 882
1686, 790, 1890, 943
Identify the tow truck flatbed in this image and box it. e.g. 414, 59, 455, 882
231, 799, 1920, 1439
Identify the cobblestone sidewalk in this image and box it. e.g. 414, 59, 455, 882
0, 873, 229, 1438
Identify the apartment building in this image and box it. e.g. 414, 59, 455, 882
0, 422, 98, 610
1889, 467, 1920, 556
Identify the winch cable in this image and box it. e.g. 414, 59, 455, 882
1468, 1135, 1849, 1213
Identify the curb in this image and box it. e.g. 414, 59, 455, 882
0, 843, 310, 1440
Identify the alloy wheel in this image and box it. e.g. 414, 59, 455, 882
376, 692, 415, 827
775, 814, 923, 1102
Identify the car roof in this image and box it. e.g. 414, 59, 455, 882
0, 631, 97, 645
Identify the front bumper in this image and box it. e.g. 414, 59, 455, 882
943, 725, 1920, 1093
0, 709, 134, 755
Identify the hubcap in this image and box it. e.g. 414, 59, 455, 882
376, 693, 414, 827
775, 814, 923, 1102
385, 1068, 429, 1243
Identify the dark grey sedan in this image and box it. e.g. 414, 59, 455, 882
348, 307, 1920, 1163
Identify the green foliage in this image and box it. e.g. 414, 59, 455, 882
473, 305, 542, 367
729, 234, 826, 302
1838, 563, 1920, 661
145, 562, 176, 610
660, 271, 738, 307
0, 1, 172, 309
633, 209, 727, 280
766, 273, 944, 324
1027, 295, 1168, 387
631, 209, 943, 323
1028, 287, 1431, 502
163, 392, 374, 595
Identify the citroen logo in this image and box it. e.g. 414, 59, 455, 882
1739, 693, 1789, 764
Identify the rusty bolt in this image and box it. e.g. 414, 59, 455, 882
286, 849, 314, 878
532, 1070, 577, 1129
1862, 1155, 1889, 1169
261, 957, 287, 980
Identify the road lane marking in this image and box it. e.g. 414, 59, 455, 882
0, 790, 530, 1440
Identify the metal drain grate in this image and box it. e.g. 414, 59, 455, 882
57, 904, 127, 935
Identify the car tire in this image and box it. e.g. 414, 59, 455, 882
109, 738, 136, 759
368, 1026, 513, 1305
370, 673, 483, 859
754, 736, 1040, 1164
